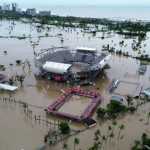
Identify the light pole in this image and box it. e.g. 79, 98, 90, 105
44, 89, 46, 109
54, 83, 57, 100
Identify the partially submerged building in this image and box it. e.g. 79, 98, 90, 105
138, 61, 147, 74
34, 47, 111, 82
110, 96, 123, 103
144, 88, 150, 96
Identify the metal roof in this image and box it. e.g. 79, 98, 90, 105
144, 88, 150, 96
76, 47, 96, 51
110, 96, 123, 103
43, 62, 72, 74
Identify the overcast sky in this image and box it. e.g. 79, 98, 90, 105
1, 0, 150, 6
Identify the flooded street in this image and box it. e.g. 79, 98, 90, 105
0, 20, 150, 150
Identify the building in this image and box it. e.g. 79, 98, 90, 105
110, 96, 123, 103
26, 8, 36, 16
3, 3, 6, 10
39, 10, 51, 16
6, 4, 11, 11
1, 5, 4, 10
17, 8, 22, 13
12, 3, 18, 12
34, 46, 111, 82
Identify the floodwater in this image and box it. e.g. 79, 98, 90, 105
59, 95, 92, 116
0, 19, 150, 150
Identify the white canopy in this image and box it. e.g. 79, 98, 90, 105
43, 62, 72, 74
0, 84, 18, 91
76, 47, 96, 52
99, 53, 111, 69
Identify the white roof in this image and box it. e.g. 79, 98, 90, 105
0, 84, 18, 91
43, 62, 72, 74
76, 47, 96, 51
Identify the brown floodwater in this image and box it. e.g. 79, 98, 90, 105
0, 20, 150, 150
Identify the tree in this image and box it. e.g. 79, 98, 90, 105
109, 132, 115, 143
28, 110, 33, 119
100, 135, 106, 149
106, 126, 112, 144
94, 129, 101, 137
107, 100, 127, 115
0, 90, 4, 99
9, 63, 13, 73
148, 112, 150, 125
129, 106, 137, 112
112, 120, 117, 134
74, 137, 80, 150
133, 140, 141, 148
59, 122, 70, 134
94, 136, 99, 143
125, 95, 133, 106
16, 75, 26, 85
19, 100, 22, 107
118, 124, 125, 139
16, 60, 21, 64
49, 140, 53, 148
62, 142, 68, 150
7, 76, 15, 85
96, 107, 106, 120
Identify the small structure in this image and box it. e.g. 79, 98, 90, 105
110, 96, 123, 103
144, 88, 150, 96
140, 61, 147, 65
138, 62, 147, 74
0, 84, 18, 91
134, 83, 143, 98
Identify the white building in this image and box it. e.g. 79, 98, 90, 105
26, 8, 36, 16
39, 10, 51, 16
17, 8, 22, 13
3, 3, 6, 10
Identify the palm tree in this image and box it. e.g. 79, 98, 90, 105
49, 140, 53, 148
94, 136, 99, 143
28, 110, 33, 119
16, 75, 26, 85
125, 95, 133, 106
9, 63, 13, 74
93, 142, 99, 150
8, 94, 13, 102
38, 115, 41, 124
109, 132, 115, 143
134, 140, 141, 148
94, 129, 101, 137
74, 137, 80, 150
0, 90, 4, 99
118, 124, 125, 139
106, 125, 112, 144
112, 120, 117, 133
148, 112, 150, 125
16, 60, 21, 64
62, 142, 68, 150
100, 135, 106, 149
19, 100, 22, 107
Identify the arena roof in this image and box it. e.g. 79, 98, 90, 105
43, 62, 72, 74
76, 47, 96, 51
